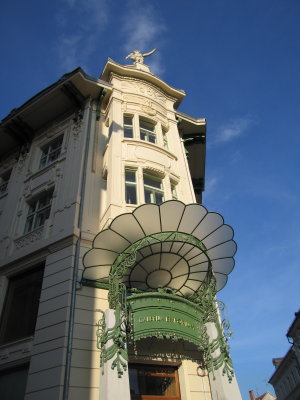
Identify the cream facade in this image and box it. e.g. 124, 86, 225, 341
0, 57, 241, 400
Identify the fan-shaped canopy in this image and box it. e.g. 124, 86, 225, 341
82, 200, 236, 295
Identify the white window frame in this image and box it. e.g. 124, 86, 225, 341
125, 169, 138, 204
39, 135, 63, 169
24, 191, 53, 234
139, 118, 156, 144
123, 115, 134, 139
143, 173, 164, 204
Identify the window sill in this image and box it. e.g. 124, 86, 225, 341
14, 226, 44, 250
24, 155, 66, 182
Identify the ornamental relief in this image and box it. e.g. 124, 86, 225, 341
122, 95, 169, 129
121, 80, 167, 106
15, 226, 44, 249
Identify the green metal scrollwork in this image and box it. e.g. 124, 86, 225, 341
96, 304, 128, 378
98, 230, 234, 382
108, 231, 209, 310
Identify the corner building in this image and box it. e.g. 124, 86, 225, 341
0, 57, 242, 400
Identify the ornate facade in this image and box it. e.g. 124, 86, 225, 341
0, 57, 242, 399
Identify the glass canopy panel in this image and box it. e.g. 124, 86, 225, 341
178, 203, 208, 233
160, 200, 185, 231
93, 229, 130, 252
211, 258, 235, 274
202, 224, 234, 249
208, 241, 237, 260
110, 214, 145, 243
133, 204, 161, 235
82, 201, 237, 292
192, 213, 224, 241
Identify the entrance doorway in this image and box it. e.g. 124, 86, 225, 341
129, 364, 181, 400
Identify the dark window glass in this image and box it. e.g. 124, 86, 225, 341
39, 135, 63, 169
143, 174, 164, 205
0, 170, 12, 195
125, 170, 137, 204
140, 119, 156, 143
0, 365, 29, 400
129, 364, 180, 399
0, 266, 44, 344
124, 116, 133, 138
24, 191, 52, 233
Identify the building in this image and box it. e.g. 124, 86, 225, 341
249, 390, 277, 400
269, 311, 300, 400
0, 53, 242, 400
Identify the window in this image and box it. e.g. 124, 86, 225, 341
125, 169, 137, 204
171, 182, 178, 200
0, 265, 44, 344
24, 191, 53, 234
144, 174, 164, 204
0, 364, 29, 400
129, 364, 181, 400
140, 119, 156, 143
163, 131, 168, 150
124, 116, 134, 138
0, 170, 11, 196
39, 135, 63, 169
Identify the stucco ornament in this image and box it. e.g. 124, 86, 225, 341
125, 48, 157, 64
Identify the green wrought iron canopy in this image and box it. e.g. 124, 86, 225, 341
82, 200, 236, 298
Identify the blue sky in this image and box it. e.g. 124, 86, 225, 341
1, 0, 300, 398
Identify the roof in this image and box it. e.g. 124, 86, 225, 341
0, 67, 112, 157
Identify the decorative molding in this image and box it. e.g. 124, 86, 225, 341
14, 226, 44, 249
121, 80, 167, 106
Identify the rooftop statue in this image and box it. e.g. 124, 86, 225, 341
125, 48, 157, 64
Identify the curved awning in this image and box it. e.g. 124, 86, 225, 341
82, 200, 236, 295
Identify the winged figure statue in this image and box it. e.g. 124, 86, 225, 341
125, 49, 157, 64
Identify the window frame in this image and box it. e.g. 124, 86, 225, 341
124, 115, 134, 139
139, 118, 156, 144
125, 169, 138, 205
143, 173, 164, 205
0, 265, 44, 345
24, 191, 53, 234
39, 135, 63, 170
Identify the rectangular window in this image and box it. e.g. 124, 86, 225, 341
124, 116, 134, 138
0, 364, 29, 400
0, 265, 44, 344
163, 131, 168, 149
39, 135, 63, 169
171, 182, 178, 200
24, 191, 53, 234
129, 364, 181, 400
144, 174, 164, 204
125, 169, 137, 204
0, 170, 11, 196
140, 119, 156, 143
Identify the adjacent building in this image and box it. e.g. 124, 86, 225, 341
269, 311, 300, 400
0, 54, 242, 400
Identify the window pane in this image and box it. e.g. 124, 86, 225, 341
0, 266, 44, 344
124, 117, 133, 126
124, 127, 133, 138
140, 120, 154, 132
0, 365, 29, 400
125, 171, 136, 182
144, 188, 152, 203
126, 185, 137, 204
144, 176, 162, 189
148, 133, 156, 143
155, 192, 164, 204
129, 365, 179, 398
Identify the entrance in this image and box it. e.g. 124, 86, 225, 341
129, 364, 181, 400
